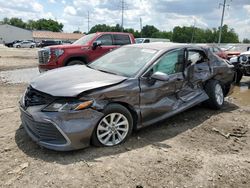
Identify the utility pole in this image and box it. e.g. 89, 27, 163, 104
121, 0, 124, 31
218, 0, 227, 44
87, 11, 90, 33
140, 17, 142, 37
191, 19, 196, 43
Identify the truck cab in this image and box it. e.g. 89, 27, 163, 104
38, 32, 135, 72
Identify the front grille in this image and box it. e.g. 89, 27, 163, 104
38, 49, 50, 64
21, 111, 67, 145
24, 86, 54, 107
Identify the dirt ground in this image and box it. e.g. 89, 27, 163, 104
0, 46, 37, 71
0, 47, 250, 188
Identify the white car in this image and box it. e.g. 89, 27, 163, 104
13, 41, 36, 48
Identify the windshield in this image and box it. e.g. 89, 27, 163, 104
88, 47, 158, 77
135, 38, 144, 43
73, 33, 96, 45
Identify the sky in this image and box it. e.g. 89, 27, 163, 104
0, 0, 250, 40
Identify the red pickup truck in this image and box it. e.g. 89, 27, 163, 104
38, 32, 135, 72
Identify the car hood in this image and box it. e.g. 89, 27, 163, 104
30, 65, 127, 97
241, 51, 250, 55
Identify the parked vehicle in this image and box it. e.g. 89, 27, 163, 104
206, 45, 228, 59
38, 40, 62, 48
13, 41, 36, 48
222, 46, 241, 60
38, 32, 135, 72
4, 40, 23, 47
20, 43, 235, 151
135, 38, 170, 43
230, 49, 250, 83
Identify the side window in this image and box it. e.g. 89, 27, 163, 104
96, 34, 113, 45
213, 47, 220, 53
187, 50, 207, 66
144, 39, 150, 43
152, 49, 184, 75
113, 34, 131, 45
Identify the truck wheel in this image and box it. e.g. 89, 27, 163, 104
67, 60, 85, 66
16, 45, 21, 48
204, 80, 224, 110
30, 45, 35, 48
91, 104, 133, 147
235, 71, 243, 84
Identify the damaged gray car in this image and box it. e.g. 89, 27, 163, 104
19, 43, 235, 151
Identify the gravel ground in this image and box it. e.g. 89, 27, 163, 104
0, 48, 249, 188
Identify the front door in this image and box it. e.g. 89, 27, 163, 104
88, 34, 117, 62
139, 49, 185, 126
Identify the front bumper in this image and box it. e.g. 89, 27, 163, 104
20, 105, 103, 151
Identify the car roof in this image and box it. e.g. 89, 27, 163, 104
95, 32, 132, 35
126, 42, 206, 51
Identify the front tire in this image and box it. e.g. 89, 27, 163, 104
92, 104, 133, 147
204, 80, 224, 110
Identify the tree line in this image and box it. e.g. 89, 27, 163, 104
88, 24, 240, 43
1, 17, 249, 43
0, 17, 63, 32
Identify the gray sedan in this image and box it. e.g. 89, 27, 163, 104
19, 43, 235, 151
13, 41, 36, 48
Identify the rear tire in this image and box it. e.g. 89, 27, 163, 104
67, 60, 85, 66
204, 80, 224, 110
16, 45, 21, 48
91, 104, 133, 147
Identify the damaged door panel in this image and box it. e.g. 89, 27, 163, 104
140, 49, 185, 126
177, 49, 211, 102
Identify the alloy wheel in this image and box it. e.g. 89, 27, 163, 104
215, 84, 224, 105
97, 113, 129, 146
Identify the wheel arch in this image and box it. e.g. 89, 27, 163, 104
106, 101, 139, 130
64, 56, 88, 66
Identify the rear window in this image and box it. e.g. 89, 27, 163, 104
113, 34, 131, 45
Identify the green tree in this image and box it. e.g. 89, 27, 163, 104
73, 30, 82, 34
34, 19, 63, 32
2, 17, 27, 29
141, 25, 159, 38
243, 38, 250, 43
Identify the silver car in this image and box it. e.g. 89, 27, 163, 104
13, 41, 36, 48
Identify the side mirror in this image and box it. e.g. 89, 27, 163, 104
151, 71, 170, 81
92, 41, 102, 50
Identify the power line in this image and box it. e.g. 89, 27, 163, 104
87, 11, 90, 33
121, 0, 124, 31
140, 17, 142, 37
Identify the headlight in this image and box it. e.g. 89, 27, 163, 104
42, 99, 93, 112
54, 49, 64, 57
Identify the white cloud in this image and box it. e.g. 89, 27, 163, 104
64, 6, 77, 16
0, 0, 249, 40
49, 0, 56, 3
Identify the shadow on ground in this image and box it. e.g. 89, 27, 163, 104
15, 101, 239, 165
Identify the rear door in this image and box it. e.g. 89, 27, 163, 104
139, 49, 185, 125
113, 34, 131, 46
177, 48, 211, 101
